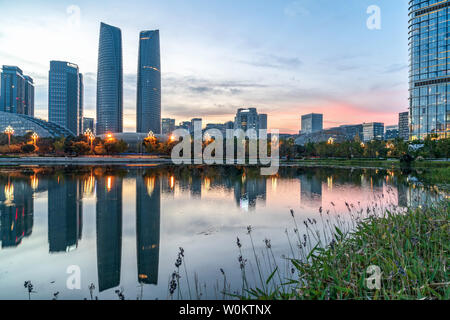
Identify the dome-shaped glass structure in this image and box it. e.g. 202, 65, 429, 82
0, 111, 75, 138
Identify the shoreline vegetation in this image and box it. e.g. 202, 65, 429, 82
0, 133, 448, 184
163, 194, 449, 301
239, 200, 450, 300
234, 200, 449, 300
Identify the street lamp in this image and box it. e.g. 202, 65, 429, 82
84, 128, 92, 136
4, 126, 14, 147
106, 133, 115, 142
88, 132, 95, 152
31, 132, 39, 146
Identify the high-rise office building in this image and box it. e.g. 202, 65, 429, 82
258, 114, 268, 131
78, 73, 84, 134
190, 118, 202, 134
399, 111, 409, 140
83, 117, 95, 134
161, 118, 175, 135
137, 30, 161, 134
385, 125, 399, 140
24, 76, 34, 117
301, 113, 323, 135
48, 61, 82, 135
97, 22, 123, 135
234, 108, 259, 132
362, 122, 384, 142
340, 124, 363, 141
177, 121, 191, 132
409, 1, 449, 139
0, 66, 34, 116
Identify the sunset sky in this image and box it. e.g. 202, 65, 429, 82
0, 0, 409, 133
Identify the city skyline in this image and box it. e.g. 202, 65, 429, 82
0, 1, 409, 133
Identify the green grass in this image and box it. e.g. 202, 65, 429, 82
421, 167, 450, 184
291, 158, 450, 169
240, 201, 449, 300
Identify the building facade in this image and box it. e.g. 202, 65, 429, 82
190, 118, 202, 134
385, 125, 399, 140
48, 61, 82, 135
137, 30, 161, 134
362, 122, 384, 142
78, 74, 84, 134
97, 22, 123, 135
340, 124, 363, 141
234, 108, 259, 132
0, 66, 34, 116
399, 111, 410, 140
409, 0, 449, 139
258, 114, 268, 131
301, 113, 323, 135
83, 117, 95, 134
161, 118, 175, 135
23, 76, 34, 117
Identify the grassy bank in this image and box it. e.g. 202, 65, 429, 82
420, 167, 450, 185
291, 158, 450, 169
242, 201, 449, 300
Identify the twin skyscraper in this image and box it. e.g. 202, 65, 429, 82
48, 23, 161, 136
97, 22, 161, 135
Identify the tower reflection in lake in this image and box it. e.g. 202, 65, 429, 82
0, 166, 446, 300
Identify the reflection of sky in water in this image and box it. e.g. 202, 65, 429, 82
0, 167, 445, 300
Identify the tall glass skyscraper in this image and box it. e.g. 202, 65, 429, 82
0, 66, 34, 116
78, 73, 84, 134
137, 30, 161, 134
23, 76, 34, 117
97, 22, 123, 135
409, 0, 450, 139
48, 61, 82, 135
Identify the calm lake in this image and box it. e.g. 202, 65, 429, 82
0, 165, 446, 300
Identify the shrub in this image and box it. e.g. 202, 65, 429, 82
21, 144, 36, 153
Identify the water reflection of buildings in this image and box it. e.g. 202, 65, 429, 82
398, 182, 445, 209
234, 175, 266, 211
96, 176, 123, 292
190, 175, 202, 198
48, 177, 83, 253
360, 171, 384, 193
136, 174, 161, 285
82, 173, 96, 198
177, 175, 202, 199
161, 175, 176, 195
0, 178, 34, 248
299, 174, 322, 208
